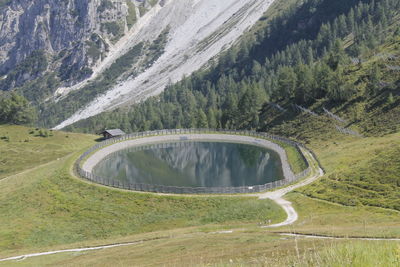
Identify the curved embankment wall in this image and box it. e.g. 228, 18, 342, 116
76, 129, 311, 194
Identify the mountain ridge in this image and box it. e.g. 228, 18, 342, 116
0, 0, 278, 130
53, 0, 276, 129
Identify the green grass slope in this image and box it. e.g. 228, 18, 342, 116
1, 228, 398, 266
285, 193, 400, 238
0, 0, 399, 265
0, 124, 398, 266
0, 126, 285, 257
0, 125, 96, 179
263, 101, 400, 212
258, 35, 400, 212
298, 133, 400, 210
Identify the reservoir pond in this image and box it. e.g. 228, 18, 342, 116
93, 141, 284, 188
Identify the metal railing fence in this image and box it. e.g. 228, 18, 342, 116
75, 129, 313, 194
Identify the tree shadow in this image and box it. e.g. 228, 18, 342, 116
95, 137, 106, 142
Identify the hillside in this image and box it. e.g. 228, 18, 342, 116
0, 125, 95, 179
66, 0, 400, 136
0, 0, 399, 266
0, 125, 399, 266
61, 0, 400, 212
0, 0, 279, 129
0, 125, 286, 257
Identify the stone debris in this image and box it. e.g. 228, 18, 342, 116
269, 103, 286, 113
386, 65, 400, 71
323, 107, 347, 123
335, 125, 362, 137
54, 0, 277, 129
350, 58, 363, 64
293, 104, 318, 116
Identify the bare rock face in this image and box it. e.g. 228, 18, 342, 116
0, 0, 273, 129
0, 0, 153, 88
1, 0, 91, 74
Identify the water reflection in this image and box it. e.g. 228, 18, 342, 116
93, 141, 284, 187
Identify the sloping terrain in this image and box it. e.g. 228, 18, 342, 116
0, 125, 95, 179
61, 0, 400, 235
53, 0, 276, 129
0, 0, 399, 265
0, 0, 157, 89
0, 125, 286, 257
0, 127, 398, 265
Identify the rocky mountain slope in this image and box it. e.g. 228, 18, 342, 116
54, 0, 276, 129
0, 0, 276, 129
65, 0, 399, 138
0, 0, 159, 89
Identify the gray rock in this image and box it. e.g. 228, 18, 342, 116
0, 0, 152, 88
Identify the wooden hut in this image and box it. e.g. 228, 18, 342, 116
102, 129, 126, 139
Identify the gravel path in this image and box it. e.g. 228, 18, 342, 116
279, 233, 400, 241
259, 149, 324, 228
0, 242, 143, 263
0, 154, 72, 184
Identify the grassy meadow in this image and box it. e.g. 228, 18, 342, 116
298, 132, 400, 211
1, 230, 398, 266
0, 125, 96, 179
0, 125, 286, 258
285, 193, 400, 238
0, 0, 399, 265
0, 122, 399, 266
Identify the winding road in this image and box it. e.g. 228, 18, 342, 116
259, 149, 324, 228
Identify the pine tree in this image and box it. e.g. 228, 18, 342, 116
207, 108, 218, 129
295, 64, 314, 104
197, 109, 208, 128
237, 85, 265, 129
306, 46, 314, 65
367, 63, 382, 96
327, 40, 346, 71
347, 8, 355, 33
387, 93, 394, 104
277, 66, 297, 99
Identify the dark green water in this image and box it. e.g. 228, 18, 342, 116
93, 141, 284, 187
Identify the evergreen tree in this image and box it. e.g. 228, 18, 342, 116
0, 93, 37, 125
367, 63, 382, 96
326, 40, 347, 70
387, 93, 394, 104
278, 67, 297, 99
295, 64, 314, 104
62, 0, 400, 134
207, 108, 218, 129
197, 109, 208, 128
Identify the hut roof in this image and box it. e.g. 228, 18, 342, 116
103, 129, 126, 136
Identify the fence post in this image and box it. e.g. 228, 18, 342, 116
74, 128, 315, 194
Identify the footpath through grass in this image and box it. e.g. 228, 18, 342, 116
1, 229, 398, 267
265, 116, 400, 238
